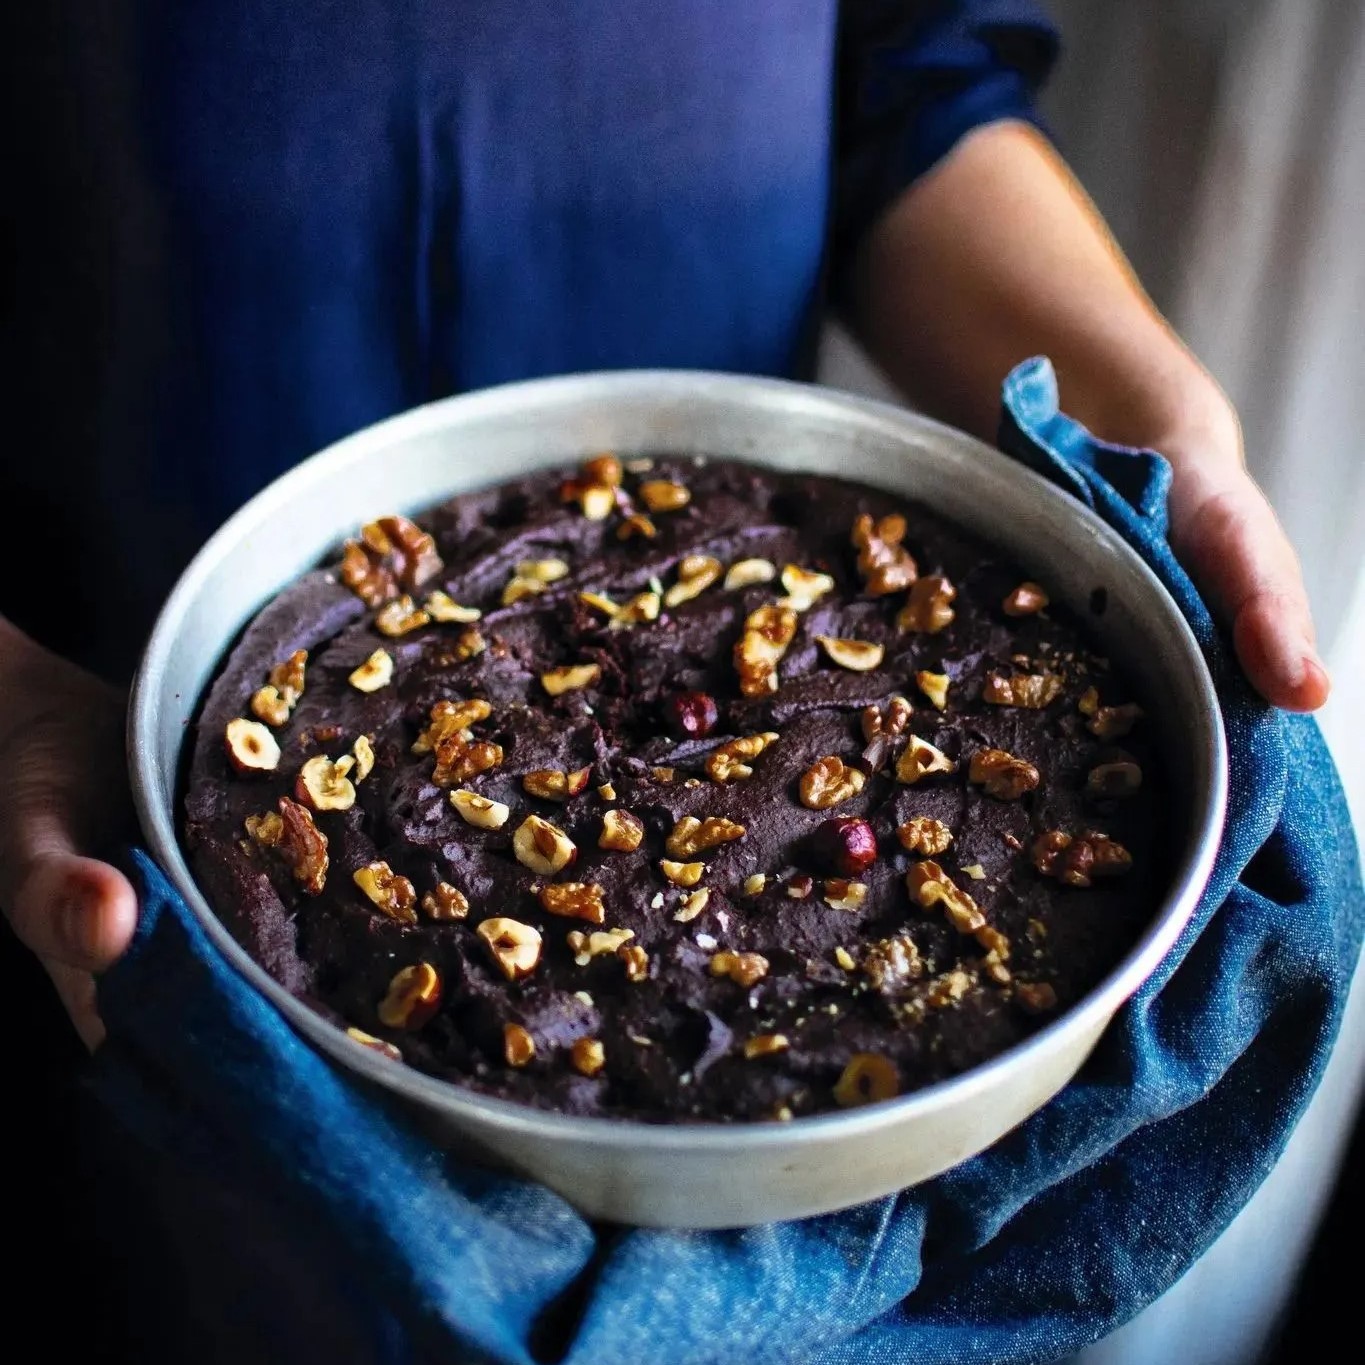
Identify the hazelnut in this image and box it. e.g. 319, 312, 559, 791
779, 564, 835, 611
896, 575, 956, 633
250, 685, 293, 728
1086, 760, 1143, 798
1003, 582, 1049, 616
664, 690, 719, 739
295, 754, 358, 812
538, 882, 607, 924
477, 917, 543, 980
742, 873, 767, 896
816, 635, 885, 672
376, 962, 443, 1030
638, 479, 691, 513
352, 734, 376, 782
915, 670, 950, 711
674, 888, 711, 921
421, 882, 469, 920
424, 591, 481, 624
512, 815, 577, 875
968, 748, 1041, 800
850, 514, 918, 596
570, 1037, 606, 1077
597, 782, 617, 801
743, 1033, 790, 1060
567, 927, 633, 963
225, 717, 281, 774
833, 1053, 900, 1107
723, 557, 777, 590
710, 950, 770, 987
581, 454, 622, 488
449, 789, 511, 829
1014, 981, 1059, 1014
798, 756, 866, 810
897, 816, 953, 856
345, 1027, 402, 1062
894, 735, 956, 785
665, 815, 746, 858
541, 663, 601, 696
522, 767, 592, 801
785, 874, 814, 900
663, 554, 723, 607
599, 808, 645, 852
705, 731, 779, 783
660, 858, 705, 887
503, 1023, 537, 1067
353, 860, 418, 924
812, 817, 878, 876
834, 946, 858, 971
734, 603, 798, 697
984, 672, 1064, 709
1032, 830, 1133, 887
823, 879, 869, 911
374, 595, 431, 637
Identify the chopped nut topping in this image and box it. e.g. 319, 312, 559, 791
448, 627, 486, 661
424, 591, 481, 623
1078, 687, 1145, 738
663, 554, 723, 607
599, 808, 645, 852
743, 1033, 790, 1059
476, 917, 543, 980
638, 479, 691, 513
851, 514, 917, 596
412, 695, 491, 752
340, 538, 397, 607
1003, 582, 1049, 616
421, 882, 469, 921
512, 815, 577, 875
786, 874, 814, 899
570, 1037, 606, 1077
578, 484, 617, 520
582, 454, 622, 488
225, 717, 282, 774
353, 860, 418, 923
250, 685, 292, 727
894, 735, 956, 785
433, 736, 503, 788
779, 564, 835, 610
823, 879, 868, 911
897, 816, 953, 856
968, 748, 1041, 800
915, 670, 950, 711
660, 858, 705, 887
675, 888, 711, 921
566, 927, 634, 965
962, 863, 987, 881
665, 815, 746, 858
861, 695, 913, 744
522, 766, 592, 802
351, 734, 376, 782
743, 873, 767, 896
579, 591, 621, 620
541, 662, 601, 696
295, 753, 357, 812
616, 511, 658, 541
896, 575, 957, 633
573, 990, 595, 1007
377, 962, 443, 1030
502, 576, 548, 606
664, 690, 719, 738
734, 603, 798, 696
799, 755, 866, 809
449, 789, 511, 829
833, 1053, 900, 1107
539, 882, 606, 924
615, 590, 662, 626
705, 731, 779, 783
250, 649, 308, 726
651, 766, 676, 784
348, 648, 395, 693
906, 861, 985, 934
374, 595, 431, 637
1086, 760, 1143, 798
1014, 980, 1059, 1014
619, 943, 650, 982
834, 946, 857, 971
813, 816, 878, 876
710, 950, 770, 987
503, 1023, 536, 1067
560, 459, 619, 519
366, 515, 443, 592
816, 635, 885, 672
724, 557, 777, 590
984, 672, 1064, 708
597, 782, 617, 801
246, 796, 330, 895
926, 968, 974, 1008
861, 934, 922, 992
1032, 830, 1133, 887
346, 1027, 403, 1062
521, 557, 572, 582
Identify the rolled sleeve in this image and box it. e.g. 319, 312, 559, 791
834, 0, 1060, 266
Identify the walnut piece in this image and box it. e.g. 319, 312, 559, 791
723, 557, 777, 590
412, 698, 492, 753
248, 796, 329, 895
897, 816, 953, 856
541, 663, 601, 696
619, 943, 650, 982
968, 748, 1041, 800
861, 695, 913, 744
374, 595, 431, 638
421, 882, 470, 921
377, 962, 443, 1031
522, 767, 592, 801
894, 735, 956, 785
449, 789, 511, 829
413, 699, 503, 788
850, 514, 918, 596
915, 670, 950, 711
1086, 760, 1143, 798
906, 860, 985, 934
250, 649, 308, 727
224, 717, 281, 774
599, 808, 645, 852
984, 672, 1064, 709
665, 815, 746, 858
638, 479, 691, 513
351, 734, 376, 782
1078, 686, 1145, 738
538, 882, 607, 924
353, 860, 418, 923
816, 635, 884, 672
1003, 581, 1049, 616
779, 563, 835, 611
896, 574, 956, 633
710, 950, 770, 987
1032, 830, 1133, 887
663, 554, 723, 607
363, 514, 443, 593
340, 538, 397, 608
861, 934, 923, 992
705, 731, 779, 783
295, 754, 357, 812
477, 917, 543, 980
742, 873, 767, 896
512, 815, 577, 875
424, 591, 481, 624
348, 648, 394, 693
799, 755, 866, 809
566, 927, 634, 965
503, 1023, 536, 1067
734, 603, 798, 697
674, 888, 711, 921
833, 1053, 899, 1107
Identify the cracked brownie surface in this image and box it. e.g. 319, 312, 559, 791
183, 455, 1163, 1122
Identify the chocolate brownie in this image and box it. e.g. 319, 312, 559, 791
183, 456, 1163, 1122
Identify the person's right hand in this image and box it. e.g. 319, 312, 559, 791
0, 625, 139, 1048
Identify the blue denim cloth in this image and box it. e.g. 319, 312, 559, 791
93, 359, 1363, 1364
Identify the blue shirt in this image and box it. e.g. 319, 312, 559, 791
10, 1, 1056, 675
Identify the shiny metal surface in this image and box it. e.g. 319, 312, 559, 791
129, 370, 1227, 1228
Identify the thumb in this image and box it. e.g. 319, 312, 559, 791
9, 852, 139, 974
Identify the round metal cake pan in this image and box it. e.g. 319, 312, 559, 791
129, 370, 1227, 1229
